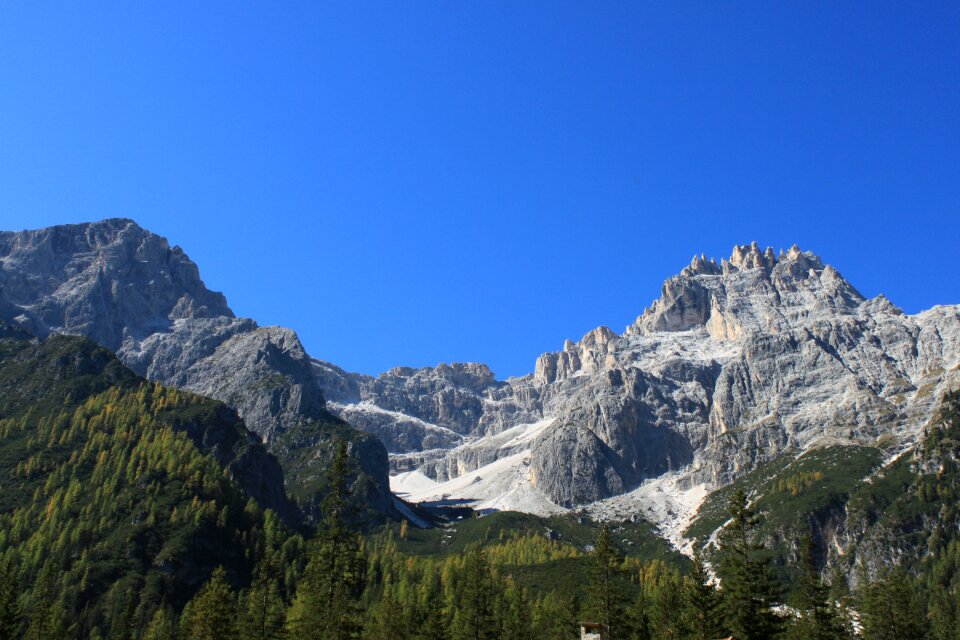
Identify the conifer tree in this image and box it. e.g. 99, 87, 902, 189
416, 581, 448, 640
0, 557, 21, 640
286, 441, 364, 640
106, 585, 136, 640
451, 546, 496, 640
368, 579, 409, 640
25, 561, 65, 640
499, 577, 531, 640
180, 566, 238, 640
240, 555, 287, 640
682, 552, 722, 640
716, 488, 784, 640
652, 573, 690, 640
142, 607, 176, 640
859, 567, 928, 640
785, 536, 850, 640
584, 525, 629, 640
532, 589, 580, 640
626, 592, 652, 640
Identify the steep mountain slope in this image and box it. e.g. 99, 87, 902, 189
682, 390, 960, 586
0, 328, 297, 636
319, 243, 960, 547
0, 219, 394, 521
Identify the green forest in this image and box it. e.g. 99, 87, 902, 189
2, 331, 960, 639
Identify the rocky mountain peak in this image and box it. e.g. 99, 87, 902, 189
534, 325, 620, 385
0, 218, 396, 521
680, 254, 721, 277
630, 243, 859, 338
0, 218, 233, 349
380, 362, 498, 391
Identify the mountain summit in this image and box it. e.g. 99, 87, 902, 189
0, 218, 395, 521
322, 242, 960, 543
4, 221, 959, 548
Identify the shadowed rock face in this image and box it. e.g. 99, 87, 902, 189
0, 218, 232, 348
0, 219, 394, 521
319, 243, 960, 510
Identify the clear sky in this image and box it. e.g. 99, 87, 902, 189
1, 3, 958, 378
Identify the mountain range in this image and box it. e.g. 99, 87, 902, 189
2, 218, 959, 573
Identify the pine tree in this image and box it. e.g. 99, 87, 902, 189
451, 546, 496, 640
532, 589, 579, 640
499, 577, 531, 640
859, 568, 928, 640
785, 536, 851, 640
180, 566, 238, 640
416, 581, 448, 640
240, 555, 287, 640
0, 557, 21, 640
286, 441, 364, 640
650, 574, 687, 640
716, 488, 785, 640
682, 552, 722, 640
584, 525, 629, 640
368, 579, 410, 640
24, 561, 65, 640
142, 607, 176, 640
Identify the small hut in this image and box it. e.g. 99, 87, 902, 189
579, 621, 607, 640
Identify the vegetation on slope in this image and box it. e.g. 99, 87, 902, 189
0, 332, 302, 638
6, 323, 960, 639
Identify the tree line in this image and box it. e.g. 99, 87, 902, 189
3, 334, 960, 640
4, 437, 956, 640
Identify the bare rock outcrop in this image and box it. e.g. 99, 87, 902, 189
321, 243, 960, 513
0, 219, 394, 521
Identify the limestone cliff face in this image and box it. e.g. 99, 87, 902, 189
0, 219, 394, 520
321, 243, 960, 512
0, 219, 232, 349
13, 221, 956, 524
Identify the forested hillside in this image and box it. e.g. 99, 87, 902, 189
0, 328, 306, 638
3, 325, 960, 639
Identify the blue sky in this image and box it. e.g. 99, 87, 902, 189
1, 2, 958, 377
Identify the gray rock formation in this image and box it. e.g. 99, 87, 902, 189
9, 220, 957, 537
320, 243, 960, 520
0, 219, 394, 521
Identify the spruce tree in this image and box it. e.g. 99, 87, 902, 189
682, 552, 722, 640
584, 525, 629, 640
859, 568, 928, 640
141, 607, 176, 640
240, 555, 287, 640
716, 488, 784, 640
785, 536, 851, 640
416, 581, 448, 640
286, 440, 364, 640
25, 560, 65, 640
0, 557, 21, 640
451, 546, 496, 640
180, 566, 238, 640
